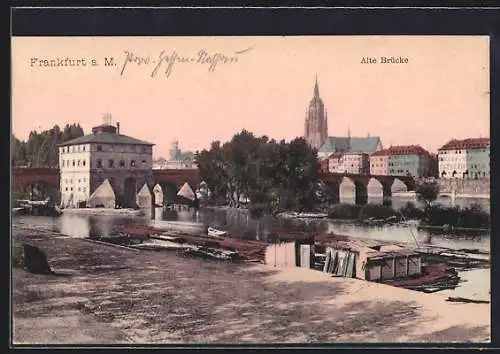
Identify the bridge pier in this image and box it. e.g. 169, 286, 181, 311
355, 182, 368, 206
330, 188, 340, 205
382, 182, 393, 207
322, 183, 340, 205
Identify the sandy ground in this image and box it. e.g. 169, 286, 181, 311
12, 227, 490, 345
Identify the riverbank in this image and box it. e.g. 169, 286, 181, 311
61, 208, 145, 217
12, 226, 489, 344
439, 193, 490, 199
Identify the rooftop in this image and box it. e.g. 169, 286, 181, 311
438, 138, 490, 151
58, 124, 154, 147
315, 233, 419, 259
370, 145, 430, 157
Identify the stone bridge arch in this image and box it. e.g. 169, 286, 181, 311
339, 177, 369, 205
391, 178, 409, 193
321, 172, 416, 206
367, 178, 384, 197
152, 168, 201, 205
153, 182, 180, 206
12, 167, 60, 191
14, 180, 60, 203
12, 168, 61, 203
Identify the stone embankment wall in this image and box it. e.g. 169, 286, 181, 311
438, 179, 490, 195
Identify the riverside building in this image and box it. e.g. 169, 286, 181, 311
58, 119, 154, 208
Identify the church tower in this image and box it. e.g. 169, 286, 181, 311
304, 76, 328, 150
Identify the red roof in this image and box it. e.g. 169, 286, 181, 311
370, 145, 430, 157
371, 149, 389, 157
438, 138, 490, 151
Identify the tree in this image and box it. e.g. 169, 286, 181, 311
195, 130, 320, 214
416, 182, 440, 209
12, 123, 85, 168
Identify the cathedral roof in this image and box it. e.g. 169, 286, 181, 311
319, 136, 382, 154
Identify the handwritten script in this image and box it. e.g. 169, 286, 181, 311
120, 47, 253, 78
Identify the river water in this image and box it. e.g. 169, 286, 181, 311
12, 196, 490, 301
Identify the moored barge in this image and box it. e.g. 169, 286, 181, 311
93, 225, 467, 293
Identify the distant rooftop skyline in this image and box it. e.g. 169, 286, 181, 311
12, 36, 489, 157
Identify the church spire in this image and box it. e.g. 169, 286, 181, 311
314, 74, 319, 98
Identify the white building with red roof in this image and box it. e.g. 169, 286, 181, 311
438, 138, 490, 179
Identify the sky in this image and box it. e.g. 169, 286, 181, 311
12, 36, 489, 158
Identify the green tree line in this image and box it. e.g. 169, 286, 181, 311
11, 124, 84, 168
195, 130, 320, 214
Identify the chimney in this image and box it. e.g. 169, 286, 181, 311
116, 122, 120, 135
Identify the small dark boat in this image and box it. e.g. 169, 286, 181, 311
446, 297, 489, 304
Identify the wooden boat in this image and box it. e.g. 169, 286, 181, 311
207, 227, 228, 238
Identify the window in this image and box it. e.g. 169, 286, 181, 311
141, 147, 146, 153
61, 160, 65, 167
119, 160, 125, 167
83, 146, 86, 152
78, 145, 81, 152
97, 145, 103, 152
83, 187, 87, 192
142, 160, 147, 165
108, 159, 114, 168
78, 187, 81, 192
65, 187, 68, 191
77, 160, 80, 166
70, 187, 73, 191
130, 160, 136, 167
97, 159, 103, 168
83, 160, 86, 166
78, 179, 81, 183
83, 178, 86, 182
72, 160, 75, 166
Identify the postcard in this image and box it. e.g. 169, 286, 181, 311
11, 35, 490, 345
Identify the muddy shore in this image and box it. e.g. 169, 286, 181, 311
12, 226, 490, 344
